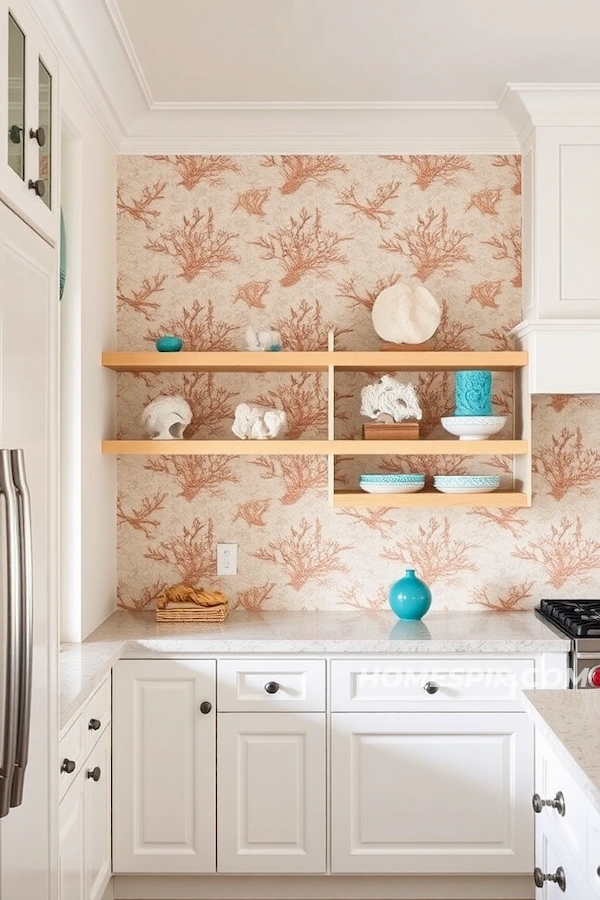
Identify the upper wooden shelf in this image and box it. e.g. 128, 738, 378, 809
102, 350, 528, 374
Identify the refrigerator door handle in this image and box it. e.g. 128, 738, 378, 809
9, 449, 33, 808
0, 449, 22, 818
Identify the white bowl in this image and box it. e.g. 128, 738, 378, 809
433, 475, 500, 487
440, 415, 506, 441
360, 482, 425, 494
434, 483, 499, 494
433, 475, 500, 494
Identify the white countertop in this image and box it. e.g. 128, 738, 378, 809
522, 690, 600, 819
60, 608, 569, 731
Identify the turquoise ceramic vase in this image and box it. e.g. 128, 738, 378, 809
389, 569, 432, 620
454, 369, 492, 416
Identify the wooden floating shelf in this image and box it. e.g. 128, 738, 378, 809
101, 351, 330, 373
333, 491, 530, 509
102, 350, 528, 374
328, 350, 527, 372
102, 439, 528, 456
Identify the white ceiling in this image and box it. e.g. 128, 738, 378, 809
110, 0, 600, 105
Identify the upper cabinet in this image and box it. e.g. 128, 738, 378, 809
0, 0, 58, 243
503, 88, 600, 393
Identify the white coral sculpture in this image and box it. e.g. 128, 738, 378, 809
141, 395, 193, 440
245, 325, 282, 351
360, 375, 422, 423
232, 403, 287, 440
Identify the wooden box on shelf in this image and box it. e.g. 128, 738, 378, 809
362, 422, 420, 440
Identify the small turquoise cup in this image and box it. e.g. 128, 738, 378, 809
155, 335, 183, 352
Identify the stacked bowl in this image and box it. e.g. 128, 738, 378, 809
359, 474, 425, 494
433, 475, 500, 494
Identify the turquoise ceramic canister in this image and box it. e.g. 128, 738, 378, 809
388, 569, 432, 620
454, 369, 492, 417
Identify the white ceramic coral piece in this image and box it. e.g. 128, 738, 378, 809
371, 281, 441, 344
360, 375, 422, 423
141, 395, 193, 440
232, 403, 287, 440
245, 325, 282, 351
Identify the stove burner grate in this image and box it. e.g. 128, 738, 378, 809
539, 599, 600, 637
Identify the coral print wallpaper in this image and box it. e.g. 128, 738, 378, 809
115, 154, 600, 612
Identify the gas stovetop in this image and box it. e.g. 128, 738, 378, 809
537, 599, 600, 639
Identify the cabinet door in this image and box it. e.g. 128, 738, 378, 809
331, 711, 533, 874
58, 774, 86, 900
217, 712, 326, 873
0, 0, 58, 241
113, 659, 216, 874
85, 727, 111, 900
535, 821, 596, 900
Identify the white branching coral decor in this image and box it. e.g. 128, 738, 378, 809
360, 376, 422, 424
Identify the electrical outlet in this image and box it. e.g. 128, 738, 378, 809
217, 543, 237, 576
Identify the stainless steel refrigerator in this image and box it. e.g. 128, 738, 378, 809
0, 201, 59, 899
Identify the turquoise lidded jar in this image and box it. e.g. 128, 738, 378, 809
454, 369, 492, 417
389, 569, 432, 620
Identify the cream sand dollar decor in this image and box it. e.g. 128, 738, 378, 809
371, 281, 441, 344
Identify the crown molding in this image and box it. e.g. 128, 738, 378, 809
121, 105, 519, 154
511, 318, 600, 338
31, 0, 600, 155
28, 0, 152, 151
148, 99, 500, 111
102, 0, 154, 109
500, 84, 600, 146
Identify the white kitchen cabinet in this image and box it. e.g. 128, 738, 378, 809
112, 659, 216, 874
331, 710, 533, 874
534, 734, 600, 899
85, 728, 111, 900
217, 712, 326, 874
58, 769, 86, 900
0, 0, 59, 242
58, 678, 111, 900
504, 86, 600, 392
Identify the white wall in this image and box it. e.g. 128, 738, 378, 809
60, 70, 116, 641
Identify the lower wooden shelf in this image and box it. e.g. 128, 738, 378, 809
102, 439, 528, 456
333, 491, 530, 509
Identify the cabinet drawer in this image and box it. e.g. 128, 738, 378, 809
331, 658, 534, 711
218, 659, 325, 711
587, 808, 600, 895
537, 819, 596, 900
59, 716, 86, 801
536, 736, 591, 885
84, 677, 111, 757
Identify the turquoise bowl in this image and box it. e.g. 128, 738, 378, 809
360, 473, 424, 483
155, 335, 183, 352
389, 569, 432, 620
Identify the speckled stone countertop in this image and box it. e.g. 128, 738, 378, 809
522, 690, 600, 819
60, 609, 569, 731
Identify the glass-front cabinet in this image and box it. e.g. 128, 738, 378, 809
1, 0, 58, 241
